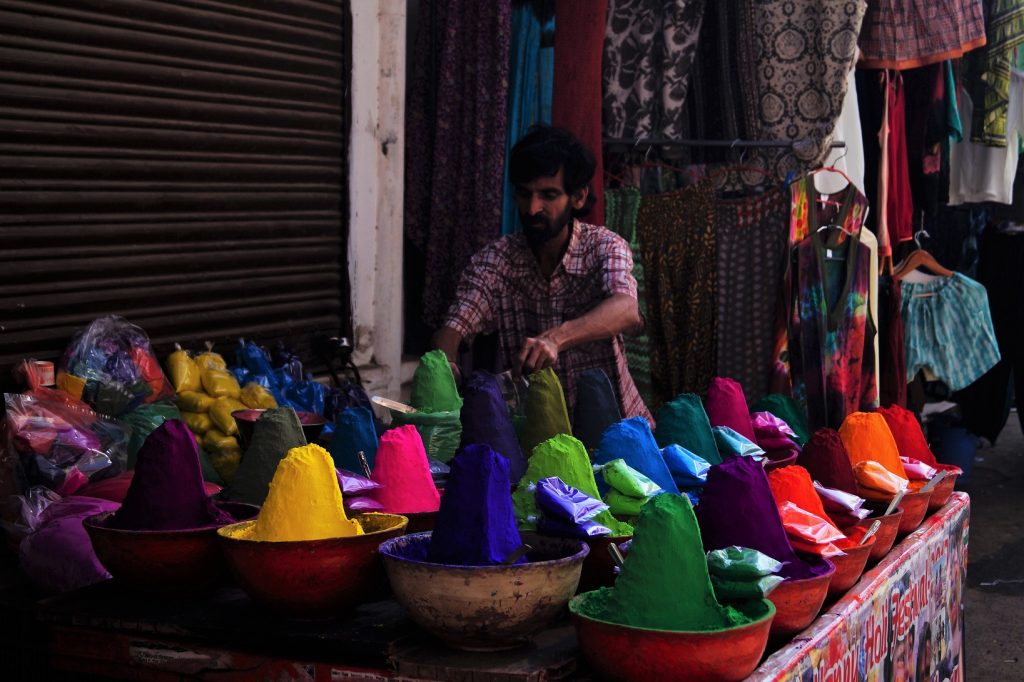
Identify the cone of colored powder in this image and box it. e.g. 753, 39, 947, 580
369, 425, 441, 514
328, 406, 379, 473
877, 405, 938, 467
751, 394, 811, 445
512, 434, 631, 536
427, 444, 523, 566
231, 444, 362, 541
594, 417, 680, 495
697, 457, 829, 580
767, 465, 837, 528
797, 428, 859, 495
106, 419, 233, 531
577, 494, 748, 631
751, 413, 801, 463
705, 377, 757, 442
223, 407, 306, 506
459, 373, 527, 484
572, 368, 622, 451
518, 368, 572, 456
838, 412, 909, 479
654, 393, 722, 464
409, 349, 463, 412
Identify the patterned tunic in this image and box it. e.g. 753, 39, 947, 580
443, 221, 652, 424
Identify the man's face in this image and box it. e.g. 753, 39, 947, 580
514, 168, 587, 247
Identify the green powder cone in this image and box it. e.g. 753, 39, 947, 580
223, 407, 306, 505
750, 394, 810, 445
577, 494, 749, 631
512, 434, 631, 536
518, 368, 572, 456
410, 349, 463, 413
654, 394, 723, 464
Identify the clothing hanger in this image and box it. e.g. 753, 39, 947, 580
892, 245, 954, 281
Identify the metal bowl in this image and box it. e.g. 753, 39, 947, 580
232, 409, 327, 449
380, 532, 587, 650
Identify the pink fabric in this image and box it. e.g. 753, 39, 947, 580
705, 377, 756, 442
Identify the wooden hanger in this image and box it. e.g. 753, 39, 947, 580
892, 249, 954, 281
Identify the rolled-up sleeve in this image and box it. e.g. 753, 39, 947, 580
601, 232, 638, 299
442, 244, 501, 337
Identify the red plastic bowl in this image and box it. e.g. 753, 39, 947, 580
826, 534, 876, 600
895, 489, 932, 537
856, 509, 903, 564
927, 470, 959, 512
570, 595, 775, 682
767, 559, 835, 637
84, 501, 259, 593
217, 512, 407, 618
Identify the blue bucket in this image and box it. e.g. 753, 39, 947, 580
927, 421, 977, 485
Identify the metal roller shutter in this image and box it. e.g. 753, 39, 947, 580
0, 0, 351, 388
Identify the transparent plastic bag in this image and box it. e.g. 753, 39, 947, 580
201, 368, 241, 399
209, 397, 247, 436
390, 409, 461, 463
4, 393, 129, 494
853, 461, 909, 499
706, 546, 784, 580
59, 315, 174, 415
176, 391, 215, 413
711, 574, 786, 600
600, 459, 663, 498
900, 456, 938, 481
167, 346, 201, 393
1, 485, 62, 542
778, 501, 846, 545
605, 489, 650, 517
536, 476, 609, 524
240, 383, 277, 410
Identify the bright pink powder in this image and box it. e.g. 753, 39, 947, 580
705, 377, 756, 442
370, 425, 441, 514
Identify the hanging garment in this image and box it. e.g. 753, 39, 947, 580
857, 226, 881, 395
903, 63, 948, 222
950, 71, 1024, 205
736, 0, 865, 177
603, 0, 706, 142
877, 275, 907, 408
714, 186, 788, 404
501, 2, 555, 236
965, 1, 1024, 147
858, 0, 986, 70
901, 273, 1000, 392
885, 71, 914, 252
788, 231, 877, 431
605, 187, 654, 406
404, 0, 513, 328
637, 182, 717, 406
553, 0, 606, 224
817, 62, 866, 196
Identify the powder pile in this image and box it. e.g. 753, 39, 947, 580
654, 393, 722, 464
328, 406, 379, 473
751, 394, 811, 445
572, 368, 622, 451
369, 425, 441, 514
512, 434, 631, 536
751, 412, 801, 463
767, 465, 836, 526
593, 417, 679, 495
797, 428, 859, 494
459, 373, 527, 484
877, 404, 949, 469
427, 444, 523, 566
223, 407, 306, 506
106, 419, 234, 531
697, 456, 830, 580
704, 377, 756, 442
227, 444, 362, 542
518, 368, 572, 456
576, 494, 748, 631
838, 412, 910, 479
409, 349, 463, 412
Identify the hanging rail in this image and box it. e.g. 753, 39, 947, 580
603, 137, 847, 149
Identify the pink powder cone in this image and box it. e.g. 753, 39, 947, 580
370, 425, 441, 514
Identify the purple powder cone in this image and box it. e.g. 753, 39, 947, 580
105, 420, 234, 531
459, 373, 527, 484
427, 444, 524, 566
696, 456, 829, 580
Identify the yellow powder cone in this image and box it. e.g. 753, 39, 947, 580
226, 444, 363, 541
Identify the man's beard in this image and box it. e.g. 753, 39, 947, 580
522, 206, 572, 248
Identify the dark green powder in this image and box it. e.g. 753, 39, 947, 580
518, 368, 572, 456
654, 394, 723, 465
577, 494, 749, 631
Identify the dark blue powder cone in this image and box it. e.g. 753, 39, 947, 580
572, 368, 623, 451
459, 372, 527, 484
427, 444, 524, 566
594, 417, 680, 495
327, 406, 379, 473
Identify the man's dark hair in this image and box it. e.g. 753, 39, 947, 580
509, 125, 597, 217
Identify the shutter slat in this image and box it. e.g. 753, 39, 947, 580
0, 0, 351, 391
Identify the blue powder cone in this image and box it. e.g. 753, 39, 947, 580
594, 417, 680, 495
573, 368, 623, 451
327, 407, 379, 473
460, 373, 528, 484
427, 444, 524, 566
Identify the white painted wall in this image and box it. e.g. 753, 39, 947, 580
348, 0, 406, 399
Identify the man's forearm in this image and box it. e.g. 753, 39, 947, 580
432, 326, 463, 363
541, 294, 641, 352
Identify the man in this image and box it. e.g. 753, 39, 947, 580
433, 125, 652, 424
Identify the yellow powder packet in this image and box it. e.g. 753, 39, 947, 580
210, 397, 247, 435
231, 444, 363, 542
177, 390, 216, 413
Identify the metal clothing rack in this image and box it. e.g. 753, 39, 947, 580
603, 137, 847, 149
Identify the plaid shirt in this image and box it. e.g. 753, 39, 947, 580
444, 221, 653, 426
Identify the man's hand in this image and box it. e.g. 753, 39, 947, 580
516, 335, 559, 376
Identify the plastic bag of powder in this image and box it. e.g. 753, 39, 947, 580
604, 489, 651, 517
600, 459, 663, 498
711, 574, 786, 600
536, 476, 608, 524
778, 501, 846, 545
537, 515, 611, 539
706, 546, 784, 580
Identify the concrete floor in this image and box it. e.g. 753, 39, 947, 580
962, 410, 1024, 681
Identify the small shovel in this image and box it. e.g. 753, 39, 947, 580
503, 544, 533, 565
920, 470, 948, 494
371, 396, 417, 414
859, 520, 882, 546
883, 489, 906, 517
356, 451, 372, 479
607, 543, 626, 568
